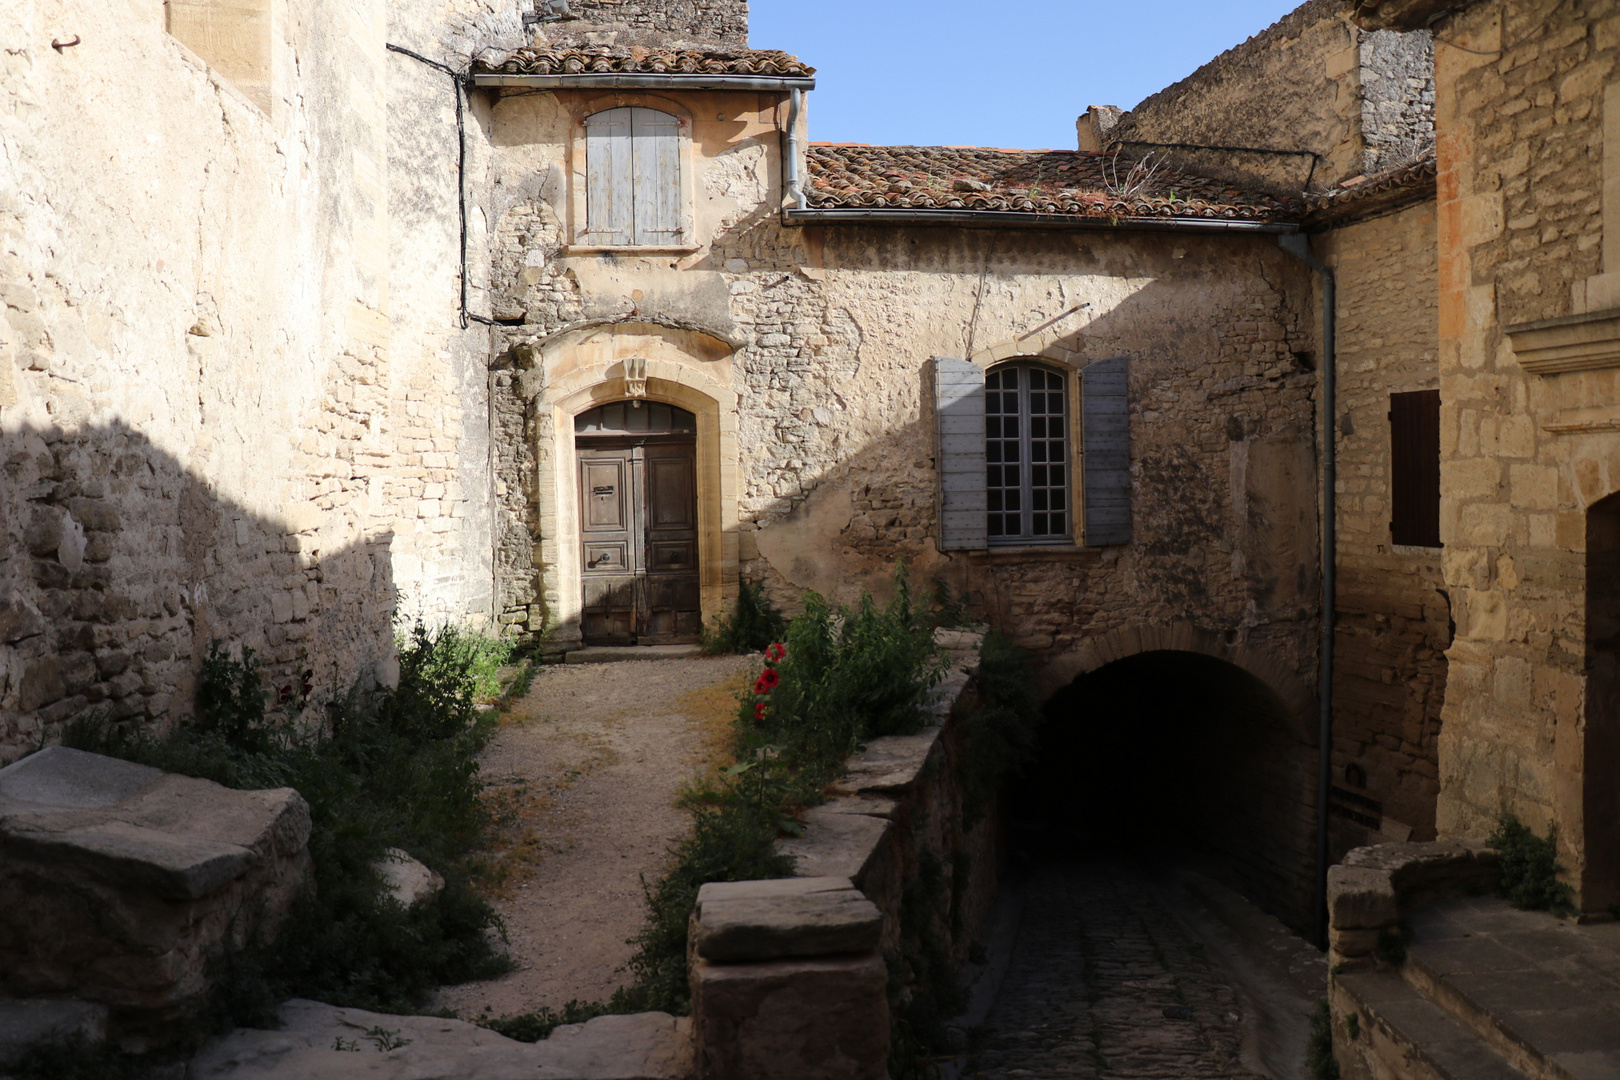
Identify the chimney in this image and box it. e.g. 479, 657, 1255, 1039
1076, 105, 1124, 152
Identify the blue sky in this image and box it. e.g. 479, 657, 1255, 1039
750, 0, 1304, 150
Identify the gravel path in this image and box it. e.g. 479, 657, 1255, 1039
432, 654, 751, 1022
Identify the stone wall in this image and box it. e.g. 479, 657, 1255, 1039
0, 0, 516, 760
548, 0, 750, 47
1431, 1, 1620, 911
1315, 199, 1448, 850
1105, 0, 1433, 191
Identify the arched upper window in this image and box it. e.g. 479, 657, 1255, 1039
986, 362, 1070, 543
576, 400, 696, 435
585, 107, 682, 247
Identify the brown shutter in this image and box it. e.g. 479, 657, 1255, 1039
1389, 389, 1441, 547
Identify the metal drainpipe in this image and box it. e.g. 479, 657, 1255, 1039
1280, 232, 1337, 949
783, 87, 807, 212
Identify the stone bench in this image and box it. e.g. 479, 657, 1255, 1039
0, 746, 312, 1045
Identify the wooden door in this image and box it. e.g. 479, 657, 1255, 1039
578, 437, 701, 645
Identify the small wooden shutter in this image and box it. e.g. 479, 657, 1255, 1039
1082, 357, 1131, 547
586, 108, 635, 245
631, 108, 682, 245
935, 356, 987, 551
1390, 389, 1441, 547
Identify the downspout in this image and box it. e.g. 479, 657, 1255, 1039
1279, 232, 1336, 949
783, 87, 807, 212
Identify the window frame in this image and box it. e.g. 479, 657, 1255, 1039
985, 360, 1076, 547
567, 95, 698, 254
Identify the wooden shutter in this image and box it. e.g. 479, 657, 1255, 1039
1390, 389, 1441, 547
586, 108, 635, 245
935, 356, 987, 551
1082, 357, 1131, 547
630, 108, 682, 246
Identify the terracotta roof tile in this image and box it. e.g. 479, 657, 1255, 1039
1305, 155, 1437, 224
475, 46, 813, 78
803, 144, 1301, 223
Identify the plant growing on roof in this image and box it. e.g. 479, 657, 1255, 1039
1102, 150, 1166, 201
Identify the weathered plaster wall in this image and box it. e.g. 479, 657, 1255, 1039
1107, 0, 1433, 191
0, 0, 509, 759
1316, 200, 1448, 849
1432, 1, 1620, 909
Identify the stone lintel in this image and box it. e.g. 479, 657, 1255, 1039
1505, 307, 1620, 375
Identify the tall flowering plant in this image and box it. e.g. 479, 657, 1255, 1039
750, 642, 787, 720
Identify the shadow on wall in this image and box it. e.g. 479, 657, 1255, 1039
1019, 650, 1318, 935
0, 420, 397, 763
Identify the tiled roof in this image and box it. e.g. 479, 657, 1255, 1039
1305, 155, 1437, 225
803, 145, 1301, 223
474, 46, 813, 78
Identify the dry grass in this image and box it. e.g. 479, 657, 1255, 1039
680, 672, 750, 783
479, 732, 617, 899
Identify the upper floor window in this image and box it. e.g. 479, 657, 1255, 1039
1389, 389, 1441, 547
585, 107, 683, 247
987, 363, 1071, 543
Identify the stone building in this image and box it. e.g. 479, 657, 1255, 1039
10, 0, 1618, 934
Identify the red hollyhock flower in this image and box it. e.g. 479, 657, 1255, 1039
754, 702, 767, 721
754, 668, 780, 695
765, 642, 787, 663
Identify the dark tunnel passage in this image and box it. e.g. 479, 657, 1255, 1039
1009, 649, 1319, 934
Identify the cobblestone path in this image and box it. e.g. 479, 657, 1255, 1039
968, 863, 1265, 1080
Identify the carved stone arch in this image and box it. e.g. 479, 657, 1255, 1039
968, 333, 1084, 372
531, 324, 740, 648
1037, 621, 1317, 744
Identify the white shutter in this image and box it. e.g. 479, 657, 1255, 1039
586, 108, 634, 245
935, 356, 987, 551
630, 107, 683, 246
1082, 356, 1131, 547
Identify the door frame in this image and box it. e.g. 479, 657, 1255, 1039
537, 364, 738, 650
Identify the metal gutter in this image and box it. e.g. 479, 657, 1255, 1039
784, 207, 1299, 234
1279, 232, 1338, 950
783, 87, 807, 211
472, 73, 816, 92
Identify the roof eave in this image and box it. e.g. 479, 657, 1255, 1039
471, 72, 816, 92
783, 207, 1299, 234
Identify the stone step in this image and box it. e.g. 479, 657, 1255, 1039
1401, 898, 1620, 1080
1334, 971, 1529, 1080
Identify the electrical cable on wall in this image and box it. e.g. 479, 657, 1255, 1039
386, 43, 518, 330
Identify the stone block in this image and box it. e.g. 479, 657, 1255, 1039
0, 748, 312, 1040
775, 804, 891, 885
691, 952, 889, 1080
376, 848, 443, 908
1327, 865, 1400, 930
694, 877, 881, 962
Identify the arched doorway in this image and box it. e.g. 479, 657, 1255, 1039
575, 400, 701, 645
1020, 650, 1318, 932
1584, 492, 1620, 911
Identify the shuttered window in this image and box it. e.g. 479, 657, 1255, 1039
987, 363, 1071, 544
1390, 389, 1441, 547
1082, 357, 1131, 547
935, 356, 988, 551
585, 107, 683, 246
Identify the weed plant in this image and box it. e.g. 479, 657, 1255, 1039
1306, 1000, 1340, 1079
480, 1000, 613, 1042
702, 579, 787, 655
63, 621, 512, 1029
1488, 813, 1576, 915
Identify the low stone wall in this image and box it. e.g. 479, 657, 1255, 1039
688, 630, 996, 1080
1325, 841, 1499, 1079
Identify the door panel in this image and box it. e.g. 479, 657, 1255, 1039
578, 434, 701, 646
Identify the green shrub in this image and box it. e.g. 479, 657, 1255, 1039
480, 1000, 612, 1042
702, 579, 787, 655
1306, 1000, 1339, 1079
1, 1032, 152, 1080
1489, 813, 1576, 915
63, 621, 512, 1028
